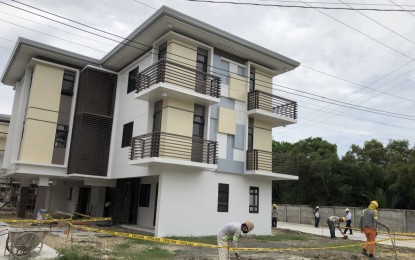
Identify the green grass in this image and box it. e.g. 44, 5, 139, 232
254, 233, 312, 241
55, 246, 94, 260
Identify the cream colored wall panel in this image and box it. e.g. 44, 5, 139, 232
163, 98, 194, 112
216, 133, 227, 159
229, 74, 247, 102
217, 107, 236, 135
26, 108, 58, 123
165, 39, 197, 90
0, 124, 8, 152
255, 70, 272, 94
167, 38, 197, 67
161, 98, 194, 137
29, 64, 64, 112
19, 119, 56, 163
253, 119, 272, 152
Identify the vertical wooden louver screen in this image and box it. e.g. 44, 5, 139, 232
67, 68, 117, 176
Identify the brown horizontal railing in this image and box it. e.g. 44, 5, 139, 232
136, 59, 221, 98
247, 90, 297, 120
246, 149, 299, 176
129, 132, 218, 165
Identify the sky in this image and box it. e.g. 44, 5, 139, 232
1, 0, 415, 157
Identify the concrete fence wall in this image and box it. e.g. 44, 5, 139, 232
277, 204, 415, 233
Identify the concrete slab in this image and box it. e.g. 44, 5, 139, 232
277, 221, 414, 249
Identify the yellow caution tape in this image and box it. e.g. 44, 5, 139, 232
73, 212, 92, 218
0, 217, 111, 224
70, 224, 221, 248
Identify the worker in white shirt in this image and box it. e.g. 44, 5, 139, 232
217, 220, 254, 260
344, 208, 353, 235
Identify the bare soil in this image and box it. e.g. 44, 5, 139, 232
42, 225, 415, 260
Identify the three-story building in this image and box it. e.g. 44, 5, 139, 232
1, 6, 299, 237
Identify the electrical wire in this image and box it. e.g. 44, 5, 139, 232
184, 0, 415, 12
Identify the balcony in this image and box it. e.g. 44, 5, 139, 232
135, 60, 221, 105
129, 132, 218, 169
246, 149, 299, 180
247, 90, 297, 127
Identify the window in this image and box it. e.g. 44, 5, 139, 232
249, 186, 259, 213
248, 118, 254, 151
62, 73, 75, 96
249, 67, 256, 91
54, 125, 68, 148
237, 66, 245, 76
128, 67, 139, 93
193, 105, 205, 139
217, 183, 229, 212
121, 122, 134, 148
139, 184, 151, 207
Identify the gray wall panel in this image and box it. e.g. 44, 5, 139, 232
217, 158, 244, 174
234, 124, 244, 150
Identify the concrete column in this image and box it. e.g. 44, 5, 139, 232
34, 176, 49, 214
17, 179, 32, 218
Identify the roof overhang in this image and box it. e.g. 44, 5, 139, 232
1, 37, 100, 86
101, 6, 300, 73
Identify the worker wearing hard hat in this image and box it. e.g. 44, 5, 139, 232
327, 216, 345, 239
272, 204, 278, 228
343, 208, 353, 235
360, 201, 390, 258
217, 220, 254, 260
313, 206, 320, 228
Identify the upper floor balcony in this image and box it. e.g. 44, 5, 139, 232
247, 90, 297, 127
246, 149, 299, 180
129, 132, 218, 170
135, 60, 221, 105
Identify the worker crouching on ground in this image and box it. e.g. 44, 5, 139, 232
217, 220, 254, 260
327, 216, 345, 239
360, 201, 390, 258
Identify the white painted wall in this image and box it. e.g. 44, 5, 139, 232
155, 166, 272, 237
90, 186, 106, 217
47, 181, 79, 213
108, 53, 153, 179
136, 175, 159, 228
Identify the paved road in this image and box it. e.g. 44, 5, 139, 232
277, 221, 414, 249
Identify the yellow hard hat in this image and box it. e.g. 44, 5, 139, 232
371, 201, 378, 209
340, 217, 346, 222
244, 220, 254, 232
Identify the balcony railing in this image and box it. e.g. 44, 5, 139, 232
136, 59, 221, 98
246, 149, 299, 176
247, 90, 297, 120
129, 132, 218, 165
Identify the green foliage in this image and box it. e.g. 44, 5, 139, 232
273, 138, 415, 209
55, 246, 94, 260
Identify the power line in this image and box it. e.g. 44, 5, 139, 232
184, 0, 415, 12
259, 0, 415, 8
1, 2, 415, 122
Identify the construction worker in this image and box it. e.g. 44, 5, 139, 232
360, 201, 389, 258
327, 216, 345, 239
272, 204, 278, 227
313, 206, 320, 228
217, 220, 254, 260
344, 208, 353, 235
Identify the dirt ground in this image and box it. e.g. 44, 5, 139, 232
42, 225, 415, 260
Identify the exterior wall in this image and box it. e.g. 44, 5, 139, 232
253, 119, 272, 152
19, 63, 64, 163
136, 175, 159, 228
155, 167, 271, 237
0, 122, 8, 154
48, 181, 79, 213
255, 69, 272, 94
108, 53, 152, 179
217, 107, 236, 135
277, 204, 415, 233
229, 74, 246, 102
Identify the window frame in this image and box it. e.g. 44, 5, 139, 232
217, 183, 229, 212
54, 124, 69, 148
249, 186, 259, 213
121, 122, 134, 148
127, 66, 139, 94
62, 73, 75, 96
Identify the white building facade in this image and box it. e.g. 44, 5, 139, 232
1, 6, 300, 237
